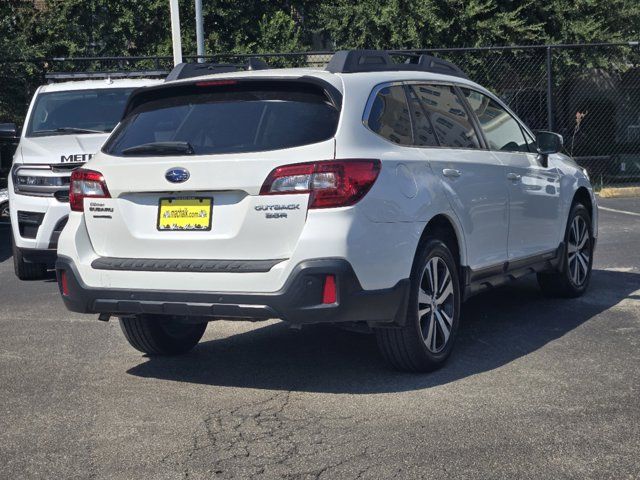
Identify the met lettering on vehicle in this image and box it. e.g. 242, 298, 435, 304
61, 153, 94, 163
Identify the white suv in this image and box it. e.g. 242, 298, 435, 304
8, 77, 162, 279
56, 51, 597, 372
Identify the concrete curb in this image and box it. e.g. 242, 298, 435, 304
598, 186, 640, 198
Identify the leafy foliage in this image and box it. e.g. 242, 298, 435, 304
11, 0, 637, 59
0, 0, 639, 123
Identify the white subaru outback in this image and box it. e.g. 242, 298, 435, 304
8, 76, 162, 280
56, 51, 597, 372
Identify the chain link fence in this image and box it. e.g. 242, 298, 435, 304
433, 44, 640, 189
2, 42, 640, 190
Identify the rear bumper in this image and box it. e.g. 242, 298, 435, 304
56, 256, 410, 326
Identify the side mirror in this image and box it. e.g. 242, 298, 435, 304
535, 131, 563, 168
0, 123, 18, 140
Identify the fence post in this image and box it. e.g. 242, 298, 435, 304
546, 46, 555, 131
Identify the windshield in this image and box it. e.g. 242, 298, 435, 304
26, 88, 135, 137
103, 82, 340, 156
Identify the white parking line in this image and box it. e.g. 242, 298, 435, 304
598, 205, 640, 217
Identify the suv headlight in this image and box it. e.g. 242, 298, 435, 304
12, 165, 71, 197
15, 174, 66, 187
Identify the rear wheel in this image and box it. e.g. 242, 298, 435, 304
12, 237, 47, 280
537, 203, 593, 297
119, 315, 207, 355
375, 238, 461, 372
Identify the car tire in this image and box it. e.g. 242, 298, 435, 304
12, 237, 47, 280
0, 201, 9, 220
375, 238, 461, 372
537, 203, 593, 298
119, 315, 207, 355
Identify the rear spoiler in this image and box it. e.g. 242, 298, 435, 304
120, 76, 343, 119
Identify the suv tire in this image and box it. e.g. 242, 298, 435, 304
12, 237, 47, 280
376, 238, 461, 372
119, 315, 207, 355
537, 203, 593, 298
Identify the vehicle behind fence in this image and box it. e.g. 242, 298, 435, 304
1, 42, 639, 189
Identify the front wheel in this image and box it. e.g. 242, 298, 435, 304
538, 203, 593, 298
119, 315, 207, 355
375, 238, 461, 372
0, 202, 9, 220
12, 237, 47, 280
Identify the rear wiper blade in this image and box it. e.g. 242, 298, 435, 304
121, 141, 195, 156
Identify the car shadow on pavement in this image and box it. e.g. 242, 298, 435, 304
128, 269, 639, 394
0, 225, 12, 262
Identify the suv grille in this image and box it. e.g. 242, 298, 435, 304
51, 162, 86, 173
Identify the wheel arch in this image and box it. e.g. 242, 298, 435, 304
573, 187, 593, 218
414, 213, 466, 272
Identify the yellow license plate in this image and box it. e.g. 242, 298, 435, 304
157, 197, 212, 231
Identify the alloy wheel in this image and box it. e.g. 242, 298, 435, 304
418, 256, 455, 353
567, 215, 591, 286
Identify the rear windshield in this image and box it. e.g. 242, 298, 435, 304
103, 82, 340, 156
26, 88, 134, 137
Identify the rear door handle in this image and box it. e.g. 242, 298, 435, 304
442, 168, 462, 178
507, 172, 522, 181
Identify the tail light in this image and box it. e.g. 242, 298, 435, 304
260, 159, 380, 209
69, 169, 111, 212
322, 275, 337, 304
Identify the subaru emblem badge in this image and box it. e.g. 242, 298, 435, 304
165, 167, 190, 183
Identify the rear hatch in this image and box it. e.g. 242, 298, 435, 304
82, 77, 342, 261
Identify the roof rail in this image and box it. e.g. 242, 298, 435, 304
44, 71, 168, 83
325, 50, 468, 79
166, 57, 269, 81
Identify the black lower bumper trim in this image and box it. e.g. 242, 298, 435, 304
20, 247, 57, 266
56, 256, 410, 326
90, 256, 286, 273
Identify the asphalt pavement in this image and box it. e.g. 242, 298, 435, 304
0, 197, 638, 479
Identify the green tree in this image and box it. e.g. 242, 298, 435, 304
0, 1, 40, 122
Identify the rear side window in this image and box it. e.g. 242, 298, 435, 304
461, 88, 529, 153
366, 85, 413, 145
406, 86, 439, 147
409, 84, 480, 149
104, 82, 339, 156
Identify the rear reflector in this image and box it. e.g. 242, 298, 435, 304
60, 271, 69, 296
322, 275, 337, 304
69, 169, 111, 212
260, 159, 380, 209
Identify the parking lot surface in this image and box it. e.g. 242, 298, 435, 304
0, 197, 639, 479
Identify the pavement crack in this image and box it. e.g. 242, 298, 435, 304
157, 390, 382, 479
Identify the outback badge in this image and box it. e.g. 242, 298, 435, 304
165, 167, 190, 183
